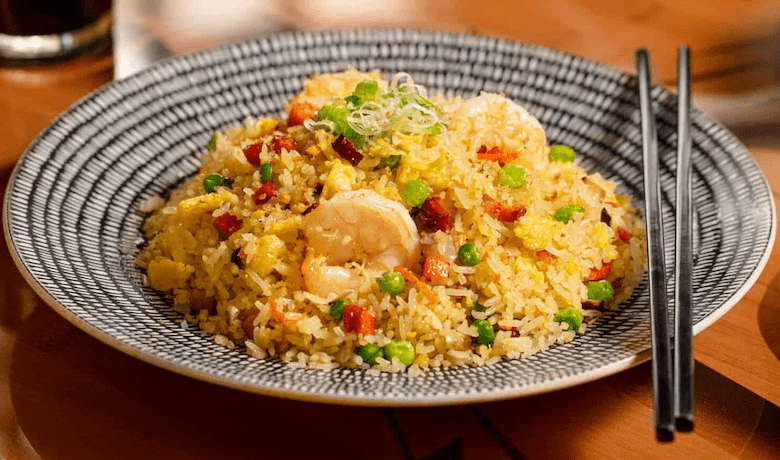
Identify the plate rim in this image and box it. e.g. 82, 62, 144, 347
3, 28, 776, 406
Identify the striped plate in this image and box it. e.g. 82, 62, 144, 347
3, 30, 775, 406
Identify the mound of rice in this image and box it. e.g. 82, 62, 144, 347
138, 70, 646, 375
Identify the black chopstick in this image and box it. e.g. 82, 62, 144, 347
674, 45, 695, 432
636, 48, 675, 442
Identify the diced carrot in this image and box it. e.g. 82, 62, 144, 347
586, 261, 611, 281
287, 103, 318, 127
253, 180, 277, 205
617, 227, 632, 243
269, 298, 285, 323
422, 255, 449, 285
536, 250, 554, 265
476, 145, 519, 162
214, 213, 242, 234
243, 143, 263, 165
394, 265, 438, 304
342, 304, 375, 335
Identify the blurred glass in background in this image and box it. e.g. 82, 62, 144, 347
0, 0, 112, 62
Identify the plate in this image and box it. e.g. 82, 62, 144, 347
4, 29, 775, 406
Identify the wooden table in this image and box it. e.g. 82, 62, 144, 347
1, 1, 779, 458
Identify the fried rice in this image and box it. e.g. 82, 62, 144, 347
138, 69, 646, 375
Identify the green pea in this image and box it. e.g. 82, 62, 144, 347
587, 280, 614, 301
554, 307, 584, 332
207, 134, 218, 151
358, 343, 383, 365
457, 243, 481, 267
499, 164, 528, 189
260, 162, 273, 183
378, 154, 402, 169
202, 173, 224, 193
329, 299, 347, 320
472, 319, 496, 345
376, 271, 405, 295
554, 205, 586, 223
383, 339, 415, 366
549, 144, 576, 162
402, 178, 432, 207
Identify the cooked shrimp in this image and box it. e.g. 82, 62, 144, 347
301, 247, 380, 297
302, 189, 421, 296
445, 92, 547, 163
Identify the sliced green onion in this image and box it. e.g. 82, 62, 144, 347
260, 162, 273, 183
203, 173, 224, 193
378, 154, 402, 169
329, 299, 347, 320
554, 205, 586, 223
207, 134, 218, 151
472, 319, 496, 345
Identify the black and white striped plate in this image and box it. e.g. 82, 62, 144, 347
3, 30, 775, 406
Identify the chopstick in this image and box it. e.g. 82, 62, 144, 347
674, 45, 695, 432
636, 46, 695, 442
636, 48, 675, 442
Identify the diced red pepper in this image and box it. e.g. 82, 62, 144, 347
270, 136, 299, 154
422, 255, 449, 285
483, 195, 527, 222
243, 143, 263, 165
617, 227, 632, 243
420, 196, 453, 232
342, 304, 375, 335
477, 145, 518, 162
214, 213, 243, 234
252, 180, 277, 205
586, 261, 612, 281
332, 135, 363, 166
288, 103, 318, 127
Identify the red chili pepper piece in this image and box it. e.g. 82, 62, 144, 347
253, 180, 277, 205
270, 136, 299, 154
242, 143, 263, 165
483, 195, 526, 222
420, 196, 453, 232
288, 103, 318, 127
332, 135, 363, 166
214, 213, 243, 234
617, 227, 632, 242
342, 304, 375, 335
586, 261, 612, 281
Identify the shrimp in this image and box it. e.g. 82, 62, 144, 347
301, 189, 421, 297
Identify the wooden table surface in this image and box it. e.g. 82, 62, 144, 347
1, 1, 780, 458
